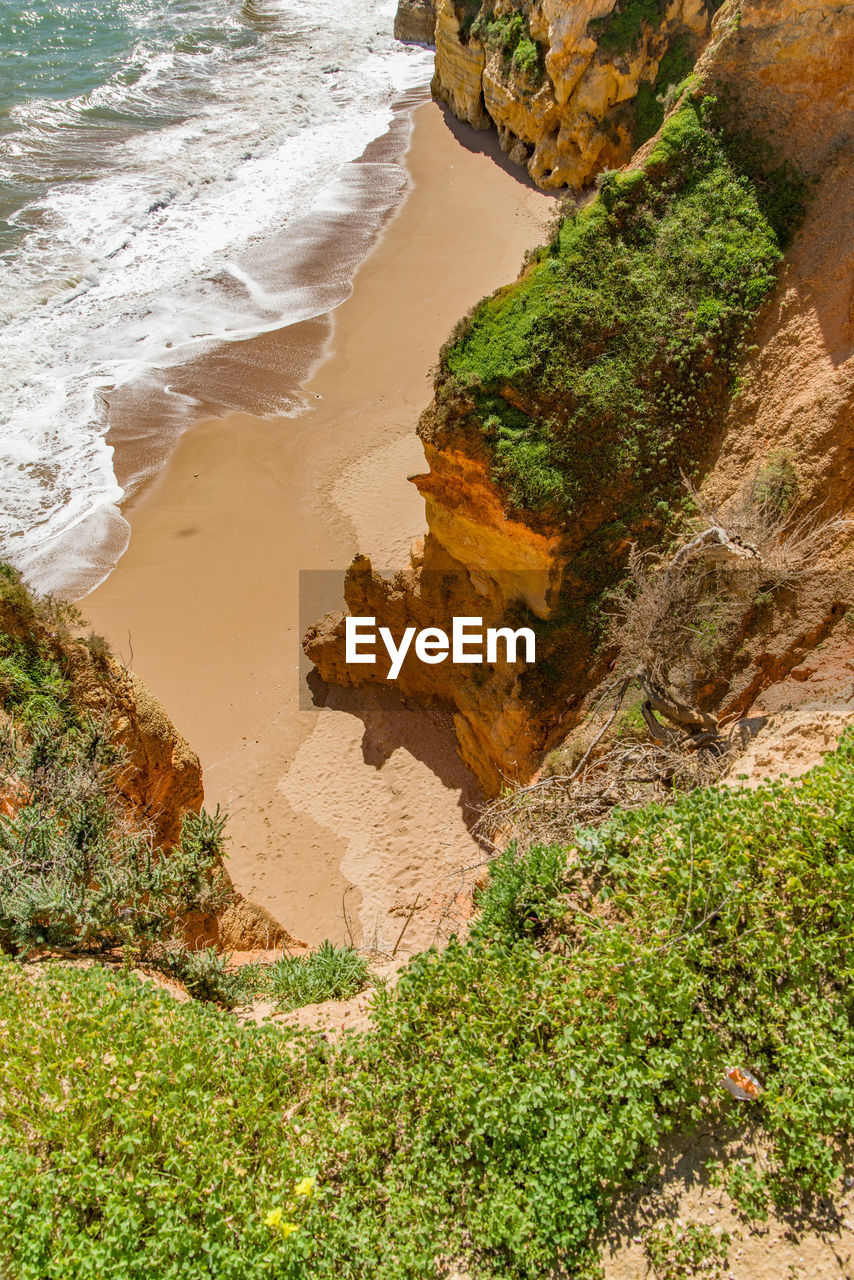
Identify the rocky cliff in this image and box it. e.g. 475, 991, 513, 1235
0, 568, 290, 954
430, 0, 716, 188
394, 0, 437, 42
307, 0, 854, 794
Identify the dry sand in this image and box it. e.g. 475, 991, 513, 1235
84, 100, 553, 951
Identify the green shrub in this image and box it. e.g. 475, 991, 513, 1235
752, 450, 799, 512
590, 0, 668, 56
472, 8, 545, 87
443, 99, 793, 522
0, 566, 231, 982
0, 714, 230, 958
0, 962, 315, 1280
5, 738, 854, 1278
473, 839, 567, 942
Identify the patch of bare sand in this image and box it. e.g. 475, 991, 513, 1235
278, 685, 486, 956
602, 1131, 854, 1280
725, 696, 854, 790
82, 101, 553, 947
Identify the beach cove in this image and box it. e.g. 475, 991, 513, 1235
83, 99, 553, 952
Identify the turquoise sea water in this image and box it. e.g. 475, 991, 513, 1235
1, 0, 262, 255
0, 0, 432, 593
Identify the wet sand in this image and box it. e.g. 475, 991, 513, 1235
84, 100, 552, 952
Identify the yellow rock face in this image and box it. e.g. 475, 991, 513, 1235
414, 443, 567, 619
432, 0, 715, 189
431, 0, 491, 129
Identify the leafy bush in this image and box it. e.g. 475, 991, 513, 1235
471, 8, 545, 87
472, 839, 567, 942
4, 738, 854, 1278
442, 99, 796, 522
0, 711, 229, 959
0, 962, 315, 1280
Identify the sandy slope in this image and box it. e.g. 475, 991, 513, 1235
83, 101, 553, 949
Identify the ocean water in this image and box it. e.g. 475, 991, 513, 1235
0, 0, 433, 594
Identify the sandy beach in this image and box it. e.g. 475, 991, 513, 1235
83, 99, 552, 952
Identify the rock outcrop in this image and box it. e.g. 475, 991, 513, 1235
431, 0, 715, 189
308, 0, 854, 795
65, 647, 292, 951
394, 0, 437, 43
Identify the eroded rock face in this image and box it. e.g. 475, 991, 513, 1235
66, 649, 292, 950
308, 0, 854, 793
431, 0, 490, 128
431, 0, 715, 189
394, 0, 437, 43
303, 540, 554, 791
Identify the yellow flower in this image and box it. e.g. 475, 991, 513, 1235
294, 1175, 316, 1199
264, 1208, 299, 1238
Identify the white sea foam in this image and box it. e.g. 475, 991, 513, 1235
0, 0, 433, 594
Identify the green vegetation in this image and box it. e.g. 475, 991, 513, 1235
0, 565, 230, 987
589, 0, 668, 57
266, 941, 370, 1010
753, 449, 799, 512
442, 98, 795, 521
455, 0, 482, 43
471, 8, 545, 88
633, 37, 698, 146
645, 1220, 732, 1279
4, 733, 854, 1278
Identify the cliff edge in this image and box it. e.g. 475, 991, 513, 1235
307, 0, 854, 793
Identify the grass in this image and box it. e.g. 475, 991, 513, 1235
266, 941, 370, 1010
4, 733, 854, 1277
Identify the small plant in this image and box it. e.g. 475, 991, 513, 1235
82, 630, 112, 669
473, 840, 567, 942
268, 941, 370, 1010
646, 1220, 731, 1278
752, 450, 798, 512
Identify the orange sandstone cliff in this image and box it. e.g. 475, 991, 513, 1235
306, 0, 854, 794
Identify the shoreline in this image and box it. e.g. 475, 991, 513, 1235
83, 99, 553, 951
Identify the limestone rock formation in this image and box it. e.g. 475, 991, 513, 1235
431, 0, 716, 189
307, 0, 854, 794
394, 0, 437, 43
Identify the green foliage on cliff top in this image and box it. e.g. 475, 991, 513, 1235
443, 98, 795, 520
4, 735, 854, 1278
471, 8, 546, 88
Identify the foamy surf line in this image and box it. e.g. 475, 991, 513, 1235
0, 0, 434, 598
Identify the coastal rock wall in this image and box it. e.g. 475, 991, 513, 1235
394, 0, 437, 43
431, 0, 715, 188
308, 0, 854, 794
